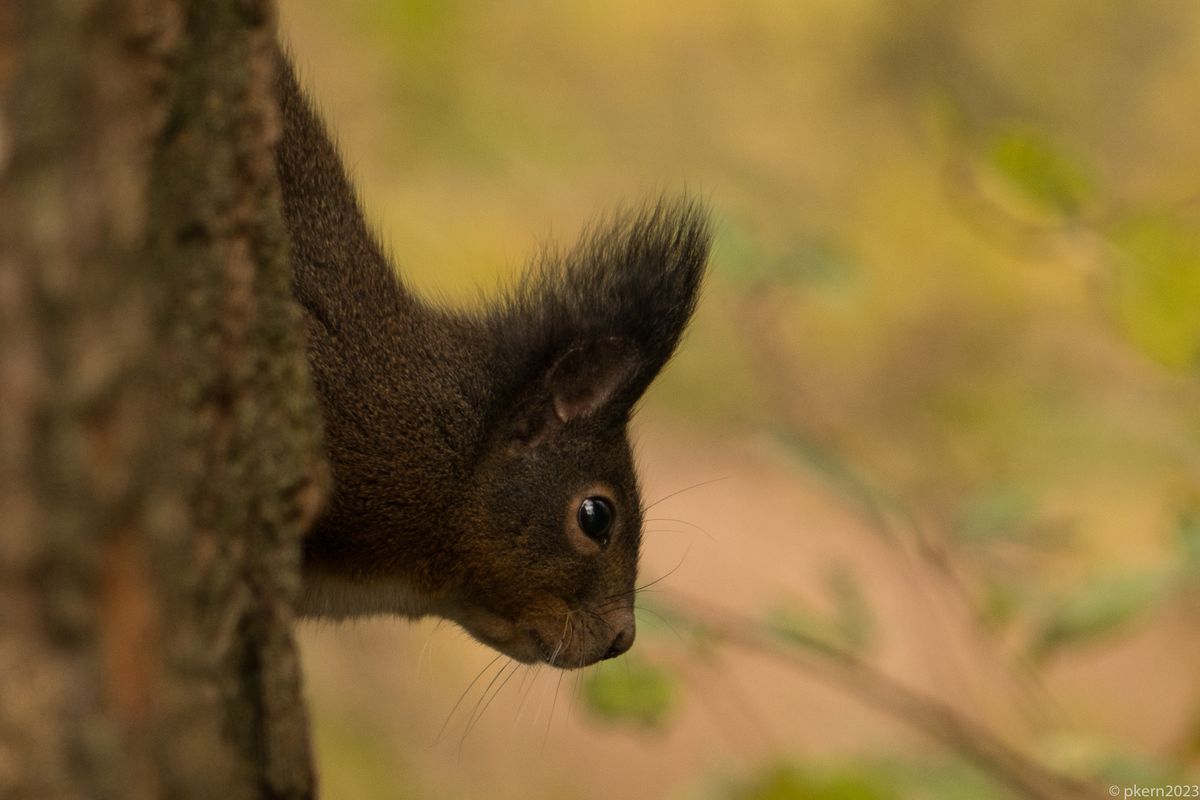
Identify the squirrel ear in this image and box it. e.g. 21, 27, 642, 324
493, 197, 711, 447
546, 338, 639, 423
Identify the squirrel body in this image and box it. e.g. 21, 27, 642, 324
274, 49, 710, 668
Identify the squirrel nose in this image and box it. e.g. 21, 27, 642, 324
603, 623, 635, 660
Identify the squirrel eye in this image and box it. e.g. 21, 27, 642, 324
576, 496, 613, 546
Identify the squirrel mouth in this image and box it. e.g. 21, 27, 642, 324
528, 630, 560, 665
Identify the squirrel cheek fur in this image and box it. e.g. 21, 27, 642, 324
274, 47, 711, 669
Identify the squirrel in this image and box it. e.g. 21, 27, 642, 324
273, 47, 710, 669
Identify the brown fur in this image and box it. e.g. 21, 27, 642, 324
274, 48, 710, 667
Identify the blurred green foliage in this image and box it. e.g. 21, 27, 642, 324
707, 759, 1007, 800
1110, 215, 1200, 370
1030, 570, 1167, 661
988, 127, 1094, 219
762, 567, 877, 657
716, 761, 896, 800
581, 656, 677, 730
1179, 504, 1200, 576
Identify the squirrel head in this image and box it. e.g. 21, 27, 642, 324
438, 200, 711, 668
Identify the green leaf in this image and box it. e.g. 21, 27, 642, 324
988, 127, 1094, 218
1109, 215, 1200, 369
580, 656, 676, 729
978, 577, 1025, 630
766, 571, 877, 657
764, 602, 845, 657
712, 757, 1012, 800
1178, 504, 1200, 575
1030, 571, 1166, 659
953, 486, 1036, 544
825, 567, 876, 653
721, 762, 897, 800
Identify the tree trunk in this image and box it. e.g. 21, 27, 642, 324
0, 2, 326, 798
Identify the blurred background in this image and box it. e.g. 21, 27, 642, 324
279, 2, 1200, 798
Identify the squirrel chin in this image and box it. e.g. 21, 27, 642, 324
456, 601, 637, 669
297, 573, 542, 663
297, 571, 442, 621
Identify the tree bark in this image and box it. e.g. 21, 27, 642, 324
0, 2, 326, 798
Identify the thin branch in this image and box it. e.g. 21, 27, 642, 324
656, 593, 1099, 800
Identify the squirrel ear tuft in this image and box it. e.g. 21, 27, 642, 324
491, 196, 711, 445
546, 338, 639, 423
